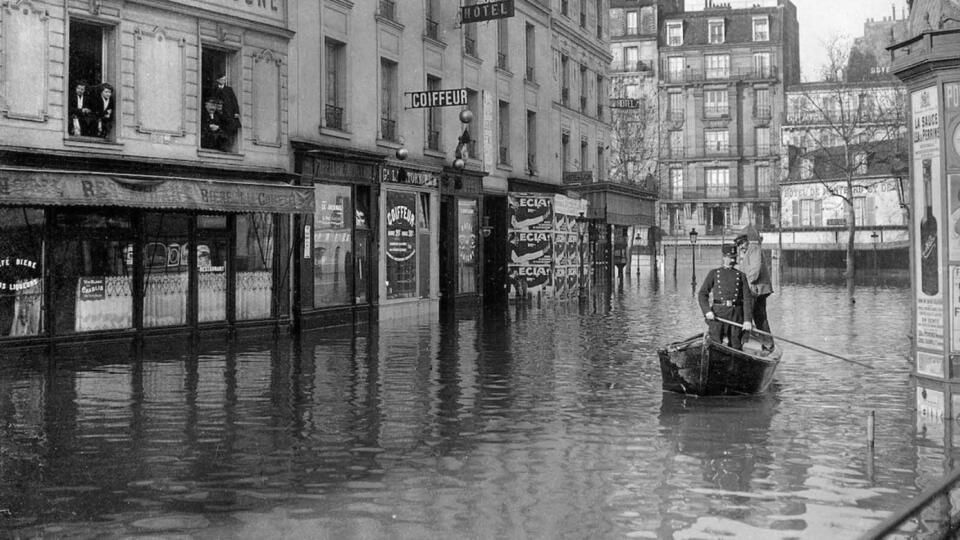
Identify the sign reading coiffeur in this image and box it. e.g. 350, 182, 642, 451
405, 88, 468, 109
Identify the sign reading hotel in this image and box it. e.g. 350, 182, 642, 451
912, 85, 945, 356
405, 88, 468, 109
460, 0, 515, 23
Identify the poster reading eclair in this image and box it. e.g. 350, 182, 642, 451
509, 194, 553, 230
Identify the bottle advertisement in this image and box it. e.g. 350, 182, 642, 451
912, 85, 944, 364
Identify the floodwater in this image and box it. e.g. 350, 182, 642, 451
0, 265, 933, 539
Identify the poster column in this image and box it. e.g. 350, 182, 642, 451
912, 85, 945, 379
507, 193, 554, 300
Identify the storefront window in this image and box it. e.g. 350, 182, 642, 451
457, 199, 478, 294
0, 208, 44, 337
50, 209, 133, 334
197, 215, 228, 322
314, 185, 353, 307
236, 213, 274, 320
142, 212, 189, 328
385, 190, 418, 299
418, 192, 431, 298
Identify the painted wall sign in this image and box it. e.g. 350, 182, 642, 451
461, 0, 514, 24
380, 166, 440, 188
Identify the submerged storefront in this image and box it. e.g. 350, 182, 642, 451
0, 166, 312, 344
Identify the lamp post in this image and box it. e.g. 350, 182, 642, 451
871, 230, 879, 280
689, 227, 698, 287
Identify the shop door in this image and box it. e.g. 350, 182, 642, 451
439, 196, 456, 306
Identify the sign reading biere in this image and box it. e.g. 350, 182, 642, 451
461, 0, 515, 24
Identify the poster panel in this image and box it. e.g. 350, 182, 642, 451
508, 264, 552, 298
508, 230, 553, 265
913, 85, 945, 356
509, 193, 553, 230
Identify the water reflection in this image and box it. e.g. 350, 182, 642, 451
0, 276, 934, 538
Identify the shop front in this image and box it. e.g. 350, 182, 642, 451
379, 162, 441, 320
0, 167, 312, 345
439, 167, 485, 308
294, 147, 380, 329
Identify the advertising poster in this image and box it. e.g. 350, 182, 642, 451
509, 194, 553, 230
554, 266, 568, 298
913, 85, 945, 354
509, 230, 553, 265
508, 264, 552, 297
554, 233, 568, 265
950, 175, 960, 256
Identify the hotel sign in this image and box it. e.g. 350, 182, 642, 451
461, 0, 515, 24
610, 98, 641, 109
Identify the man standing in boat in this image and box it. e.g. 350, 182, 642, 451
735, 225, 774, 350
698, 244, 753, 349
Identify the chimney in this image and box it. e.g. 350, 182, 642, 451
892, 3, 895, 20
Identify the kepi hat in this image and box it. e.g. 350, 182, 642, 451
721, 243, 737, 257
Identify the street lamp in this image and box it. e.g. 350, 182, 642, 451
871, 230, 879, 279
577, 212, 588, 301
689, 227, 698, 287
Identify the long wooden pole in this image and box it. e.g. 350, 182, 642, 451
714, 316, 874, 369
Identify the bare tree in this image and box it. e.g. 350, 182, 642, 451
608, 77, 659, 190
787, 40, 907, 297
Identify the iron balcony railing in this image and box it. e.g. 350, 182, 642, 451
380, 117, 397, 142
755, 105, 772, 119
782, 109, 902, 125
668, 110, 684, 123
324, 104, 343, 130
499, 146, 509, 164
581, 96, 588, 113
379, 0, 395, 20
497, 52, 508, 70
561, 87, 570, 107
427, 129, 440, 151
662, 144, 781, 159
596, 103, 603, 119
425, 18, 439, 40
525, 66, 535, 82
616, 60, 653, 73
662, 65, 779, 84
660, 185, 779, 200
703, 105, 730, 118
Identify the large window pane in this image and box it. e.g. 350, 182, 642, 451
197, 215, 228, 323
385, 190, 418, 299
0, 208, 44, 337
457, 199, 477, 294
236, 213, 274, 320
314, 185, 353, 307
51, 209, 133, 334
142, 212, 189, 328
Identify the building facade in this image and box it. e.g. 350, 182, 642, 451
0, 0, 308, 345
656, 0, 799, 246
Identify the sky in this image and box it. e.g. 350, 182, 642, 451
794, 0, 909, 80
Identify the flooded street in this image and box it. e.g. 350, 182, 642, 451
0, 270, 929, 539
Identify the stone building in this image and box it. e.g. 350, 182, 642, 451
656, 0, 800, 245
0, 0, 307, 343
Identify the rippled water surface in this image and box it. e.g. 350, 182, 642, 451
0, 273, 932, 539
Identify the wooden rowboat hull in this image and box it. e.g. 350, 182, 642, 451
657, 333, 782, 396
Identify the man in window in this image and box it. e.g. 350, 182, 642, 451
200, 96, 229, 152
69, 81, 95, 137
212, 74, 240, 145
93, 83, 115, 138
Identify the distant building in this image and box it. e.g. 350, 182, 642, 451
656, 0, 800, 244
847, 6, 910, 82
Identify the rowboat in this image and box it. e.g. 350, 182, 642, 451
657, 333, 782, 396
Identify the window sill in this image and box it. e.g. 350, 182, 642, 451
376, 139, 403, 151
496, 163, 513, 173
495, 66, 513, 78
320, 126, 352, 140
63, 136, 124, 152
424, 148, 445, 159
197, 149, 245, 160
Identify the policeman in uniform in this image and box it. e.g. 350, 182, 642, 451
697, 243, 754, 349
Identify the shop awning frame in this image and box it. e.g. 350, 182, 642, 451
0, 168, 314, 214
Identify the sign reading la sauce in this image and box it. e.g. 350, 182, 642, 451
386, 203, 416, 262
0, 256, 40, 291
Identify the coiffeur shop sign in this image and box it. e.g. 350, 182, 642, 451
0, 257, 40, 291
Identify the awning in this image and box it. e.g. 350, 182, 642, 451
0, 168, 314, 214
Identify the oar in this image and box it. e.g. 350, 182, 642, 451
713, 316, 874, 369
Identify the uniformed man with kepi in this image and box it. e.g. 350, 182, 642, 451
697, 243, 754, 350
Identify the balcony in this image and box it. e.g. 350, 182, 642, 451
754, 105, 772, 119
668, 111, 684, 123
580, 96, 588, 114
425, 18, 439, 40
499, 146, 509, 164
660, 184, 778, 201
782, 109, 901, 125
561, 87, 570, 107
379, 0, 395, 21
427, 129, 440, 151
661, 65, 779, 84
324, 104, 343, 131
703, 105, 730, 118
525, 66, 535, 82
380, 117, 397, 142
617, 60, 653, 73
497, 52, 508, 70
